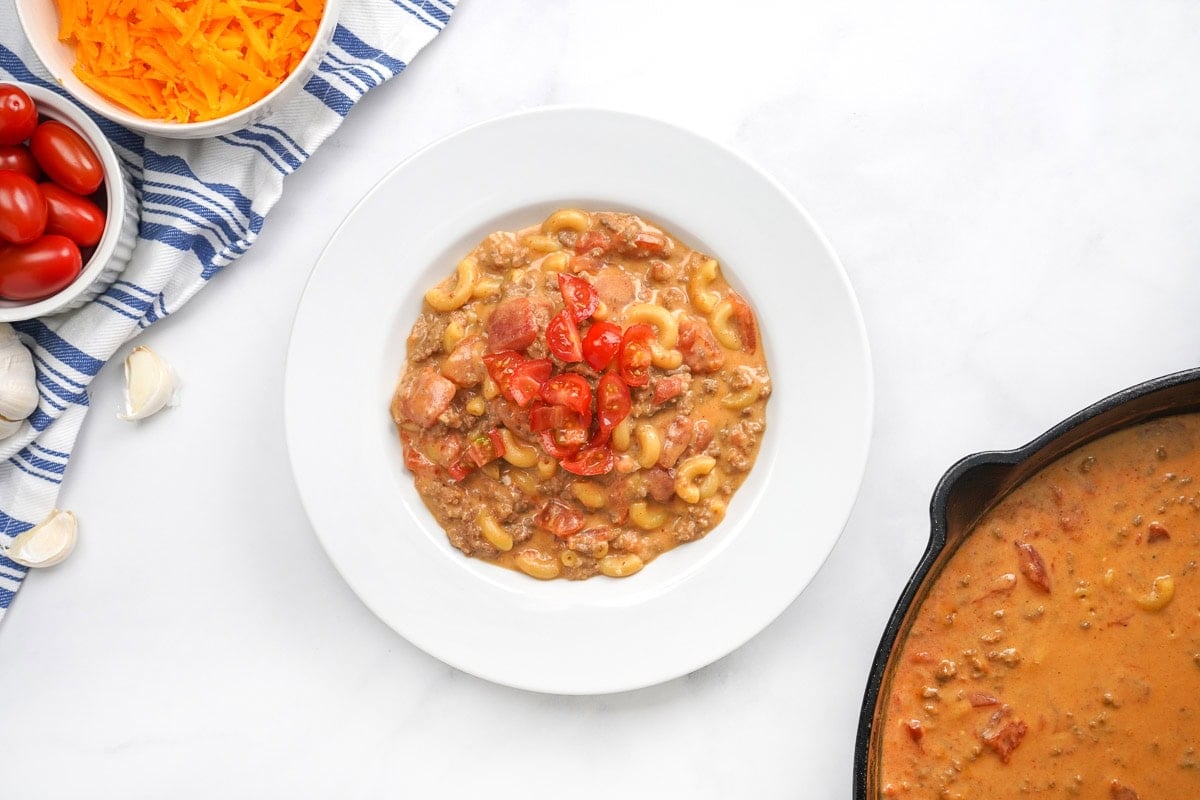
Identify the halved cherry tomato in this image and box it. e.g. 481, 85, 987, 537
465, 428, 506, 467
573, 229, 611, 255
560, 444, 614, 477
581, 321, 622, 371
0, 85, 38, 146
482, 350, 523, 386
41, 183, 105, 247
0, 235, 82, 300
618, 323, 655, 387
594, 373, 631, 444
538, 424, 588, 460
539, 373, 592, 419
482, 351, 551, 408
535, 499, 585, 537
30, 120, 103, 196
0, 171, 47, 244
0, 145, 41, 180
507, 358, 552, 407
558, 273, 598, 323
545, 309, 583, 362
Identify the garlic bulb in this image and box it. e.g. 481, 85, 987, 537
5, 509, 77, 568
118, 345, 177, 421
0, 323, 37, 439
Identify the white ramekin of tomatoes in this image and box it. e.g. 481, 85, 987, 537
0, 81, 138, 321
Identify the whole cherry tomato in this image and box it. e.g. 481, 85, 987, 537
545, 309, 583, 362
0, 171, 47, 244
40, 183, 106, 247
0, 144, 41, 180
0, 85, 38, 146
0, 235, 82, 300
581, 320, 622, 370
30, 120, 104, 195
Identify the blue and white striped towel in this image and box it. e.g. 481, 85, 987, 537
0, 0, 456, 621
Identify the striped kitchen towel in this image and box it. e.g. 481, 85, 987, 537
0, 0, 456, 620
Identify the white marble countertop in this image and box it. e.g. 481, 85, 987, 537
3, 1, 1199, 797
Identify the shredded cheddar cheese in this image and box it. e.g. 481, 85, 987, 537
55, 0, 324, 123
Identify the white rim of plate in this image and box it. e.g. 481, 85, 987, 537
285, 106, 874, 695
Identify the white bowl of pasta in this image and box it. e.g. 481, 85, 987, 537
285, 107, 873, 694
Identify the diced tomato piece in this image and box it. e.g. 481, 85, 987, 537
594, 373, 630, 444
573, 229, 612, 255
538, 373, 592, 419
581, 321, 622, 371
400, 433, 438, 476
508, 359, 553, 407
560, 445, 614, 476
618, 323, 655, 387
558, 273, 599, 323
539, 425, 588, 460
652, 375, 685, 405
535, 499, 585, 537
630, 231, 668, 255
465, 428, 506, 467
446, 458, 473, 482
546, 309, 583, 363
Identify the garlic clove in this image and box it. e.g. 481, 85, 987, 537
0, 322, 38, 424
5, 509, 77, 568
0, 415, 24, 440
118, 345, 177, 421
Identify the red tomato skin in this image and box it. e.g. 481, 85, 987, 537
560, 445, 614, 476
539, 373, 593, 420
0, 145, 42, 180
618, 323, 655, 387
0, 235, 83, 300
545, 309, 583, 362
30, 121, 104, 196
557, 273, 599, 323
0, 85, 38, 146
595, 373, 631, 443
0, 171, 47, 244
40, 183, 106, 247
581, 321, 622, 371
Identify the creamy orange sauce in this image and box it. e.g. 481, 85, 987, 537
878, 414, 1200, 799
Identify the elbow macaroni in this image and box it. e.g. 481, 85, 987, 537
478, 512, 513, 552
635, 424, 662, 469
499, 429, 539, 468
629, 501, 668, 530
675, 455, 719, 504
710, 299, 744, 351
542, 208, 590, 235
425, 256, 478, 311
570, 482, 608, 509
689, 257, 721, 313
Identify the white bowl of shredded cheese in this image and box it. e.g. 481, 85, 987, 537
16, 0, 340, 138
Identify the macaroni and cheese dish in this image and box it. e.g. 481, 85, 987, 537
390, 210, 770, 580
877, 414, 1200, 798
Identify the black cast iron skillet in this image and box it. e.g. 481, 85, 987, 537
852, 366, 1200, 798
